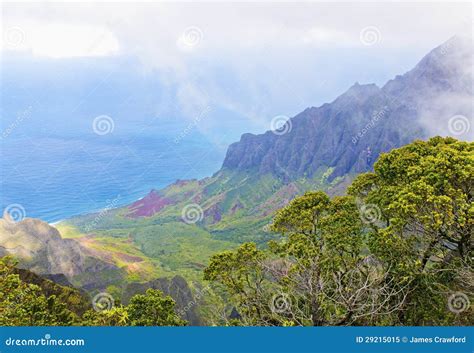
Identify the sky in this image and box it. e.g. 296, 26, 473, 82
1, 1, 473, 137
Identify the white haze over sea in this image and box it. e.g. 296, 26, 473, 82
1, 1, 471, 222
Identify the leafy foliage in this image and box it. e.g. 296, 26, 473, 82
82, 289, 186, 326
204, 137, 473, 326
2, 137, 471, 327
0, 257, 79, 326
0, 257, 187, 326
348, 137, 473, 325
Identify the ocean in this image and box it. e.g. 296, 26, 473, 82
0, 133, 226, 223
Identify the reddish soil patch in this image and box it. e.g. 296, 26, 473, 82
204, 204, 222, 223
127, 190, 175, 218
231, 201, 244, 214
174, 179, 193, 187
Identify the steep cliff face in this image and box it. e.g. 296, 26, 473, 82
222, 83, 406, 180
64, 37, 473, 245
54, 37, 473, 323
222, 36, 472, 180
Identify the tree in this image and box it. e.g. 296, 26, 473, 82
127, 289, 186, 326
82, 306, 130, 326
0, 257, 187, 327
83, 289, 186, 326
205, 194, 407, 326
204, 242, 268, 325
0, 257, 78, 326
204, 137, 473, 326
348, 137, 473, 325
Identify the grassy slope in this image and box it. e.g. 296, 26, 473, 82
58, 168, 347, 290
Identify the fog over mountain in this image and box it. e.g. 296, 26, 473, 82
222, 36, 473, 181
1, 35, 472, 326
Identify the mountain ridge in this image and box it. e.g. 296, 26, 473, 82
60, 36, 472, 250
1, 37, 472, 321
221, 35, 472, 181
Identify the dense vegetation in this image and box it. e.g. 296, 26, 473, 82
1, 137, 472, 326
204, 137, 473, 326
0, 257, 185, 326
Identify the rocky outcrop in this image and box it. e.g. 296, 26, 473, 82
222, 36, 472, 181
0, 217, 121, 290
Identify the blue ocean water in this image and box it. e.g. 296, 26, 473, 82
0, 133, 226, 223
0, 55, 266, 223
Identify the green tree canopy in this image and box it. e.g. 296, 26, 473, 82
83, 289, 186, 326
0, 257, 78, 326
348, 137, 473, 324
0, 257, 187, 326
205, 137, 473, 326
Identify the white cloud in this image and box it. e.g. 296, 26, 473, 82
2, 2, 471, 62
1, 1, 471, 130
2, 22, 119, 58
